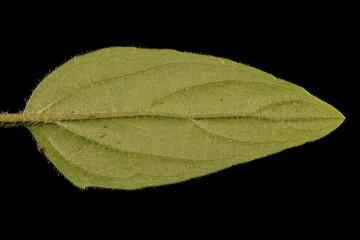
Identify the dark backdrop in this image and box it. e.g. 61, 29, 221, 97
0, 6, 356, 235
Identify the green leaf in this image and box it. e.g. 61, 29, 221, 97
0, 47, 345, 190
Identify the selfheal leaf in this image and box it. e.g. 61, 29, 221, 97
0, 47, 344, 190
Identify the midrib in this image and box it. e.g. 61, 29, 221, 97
0, 111, 344, 125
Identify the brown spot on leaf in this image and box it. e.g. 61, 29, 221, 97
99, 134, 106, 138
37, 145, 44, 153
87, 114, 97, 118
152, 99, 164, 106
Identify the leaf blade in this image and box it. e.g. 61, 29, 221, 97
23, 47, 344, 190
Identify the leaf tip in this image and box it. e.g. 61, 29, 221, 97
330, 105, 346, 124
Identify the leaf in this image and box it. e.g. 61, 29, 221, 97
0, 47, 345, 190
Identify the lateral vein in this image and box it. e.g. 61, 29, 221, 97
54, 121, 245, 162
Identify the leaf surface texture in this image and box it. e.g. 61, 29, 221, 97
23, 47, 344, 189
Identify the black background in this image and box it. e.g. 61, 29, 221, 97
0, 4, 356, 235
